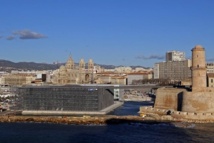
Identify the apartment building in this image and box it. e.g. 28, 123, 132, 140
166, 51, 185, 62
207, 73, 214, 87
154, 59, 191, 81
207, 63, 214, 73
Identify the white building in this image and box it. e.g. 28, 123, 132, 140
207, 63, 214, 73
166, 51, 185, 62
153, 63, 159, 79
114, 66, 132, 73
113, 85, 124, 100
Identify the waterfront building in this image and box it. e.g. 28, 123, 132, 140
16, 85, 114, 112
52, 57, 95, 84
166, 51, 185, 62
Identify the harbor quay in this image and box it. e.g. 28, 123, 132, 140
21, 101, 124, 116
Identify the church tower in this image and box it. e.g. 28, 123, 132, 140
79, 59, 85, 70
191, 45, 206, 91
88, 59, 94, 70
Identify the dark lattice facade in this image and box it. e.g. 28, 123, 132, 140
16, 85, 114, 111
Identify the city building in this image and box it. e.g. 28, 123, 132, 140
127, 72, 153, 85
207, 73, 214, 87
153, 63, 159, 79
114, 66, 132, 73
0, 74, 35, 86
166, 51, 185, 62
95, 72, 127, 85
154, 59, 191, 81
154, 50, 191, 81
206, 63, 214, 73
52, 57, 95, 84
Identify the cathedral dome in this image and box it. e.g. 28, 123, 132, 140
66, 56, 74, 64
59, 65, 66, 72
66, 56, 74, 69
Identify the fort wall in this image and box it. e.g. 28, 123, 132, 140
182, 90, 214, 113
140, 106, 214, 121
154, 87, 186, 111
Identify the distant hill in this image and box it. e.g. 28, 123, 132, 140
0, 59, 149, 72
0, 59, 61, 71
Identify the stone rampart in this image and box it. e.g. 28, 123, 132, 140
154, 87, 186, 110
139, 106, 214, 121
182, 91, 214, 113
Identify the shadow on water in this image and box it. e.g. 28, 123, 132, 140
66, 120, 214, 143
0, 122, 206, 143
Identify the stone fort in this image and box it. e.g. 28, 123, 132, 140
152, 45, 214, 113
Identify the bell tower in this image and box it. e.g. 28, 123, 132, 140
88, 59, 94, 70
191, 45, 206, 91
79, 59, 85, 70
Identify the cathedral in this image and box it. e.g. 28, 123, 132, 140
53, 57, 95, 84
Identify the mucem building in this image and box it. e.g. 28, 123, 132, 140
16, 85, 114, 112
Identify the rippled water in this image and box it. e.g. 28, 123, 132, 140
0, 101, 213, 143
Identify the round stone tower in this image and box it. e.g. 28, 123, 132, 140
191, 45, 206, 91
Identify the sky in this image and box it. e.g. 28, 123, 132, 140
1, 0, 214, 67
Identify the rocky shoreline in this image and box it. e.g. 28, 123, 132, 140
0, 114, 214, 125
0, 115, 149, 125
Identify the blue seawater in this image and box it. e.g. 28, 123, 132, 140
0, 101, 213, 143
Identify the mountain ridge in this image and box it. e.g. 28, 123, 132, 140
0, 59, 150, 72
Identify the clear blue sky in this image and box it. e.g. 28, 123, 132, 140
1, 0, 214, 67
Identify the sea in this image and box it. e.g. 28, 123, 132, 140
0, 101, 214, 143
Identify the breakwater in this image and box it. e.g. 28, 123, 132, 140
1, 114, 214, 125
0, 115, 151, 125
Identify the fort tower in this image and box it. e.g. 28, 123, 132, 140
191, 45, 206, 91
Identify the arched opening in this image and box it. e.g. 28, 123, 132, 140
85, 74, 90, 82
